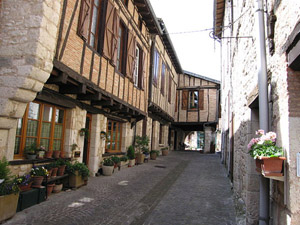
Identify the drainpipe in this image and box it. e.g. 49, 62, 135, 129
255, 0, 270, 224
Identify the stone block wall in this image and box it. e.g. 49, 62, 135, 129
0, 0, 61, 159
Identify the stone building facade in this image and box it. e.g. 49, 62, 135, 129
0, 0, 220, 181
214, 0, 300, 224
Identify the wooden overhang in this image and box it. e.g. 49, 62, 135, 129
157, 18, 183, 74
171, 122, 217, 132
213, 0, 225, 39
148, 102, 174, 123
45, 59, 146, 123
133, 0, 161, 34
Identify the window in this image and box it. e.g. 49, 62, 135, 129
153, 48, 160, 86
116, 22, 127, 74
138, 16, 143, 31
14, 102, 65, 158
78, 0, 103, 50
161, 62, 165, 95
189, 91, 199, 109
168, 74, 172, 103
106, 120, 122, 152
134, 45, 143, 88
181, 90, 204, 110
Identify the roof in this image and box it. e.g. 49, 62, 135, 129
157, 18, 183, 74
133, 0, 161, 34
183, 70, 220, 84
213, 0, 225, 39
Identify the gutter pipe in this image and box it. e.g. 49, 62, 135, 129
255, 0, 270, 224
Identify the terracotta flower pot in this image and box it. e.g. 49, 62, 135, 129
32, 176, 44, 188
57, 165, 66, 176
162, 150, 169, 156
53, 151, 60, 159
45, 151, 52, 158
18, 181, 33, 192
150, 153, 157, 160
51, 167, 58, 178
47, 183, 55, 196
259, 156, 286, 176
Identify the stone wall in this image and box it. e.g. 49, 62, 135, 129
0, 0, 62, 159
220, 0, 300, 224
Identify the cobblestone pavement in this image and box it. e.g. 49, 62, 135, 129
4, 152, 236, 225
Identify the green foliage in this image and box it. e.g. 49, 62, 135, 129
135, 136, 149, 153
127, 145, 135, 160
150, 150, 160, 156
111, 156, 120, 164
66, 161, 90, 177
24, 143, 38, 155
103, 158, 114, 166
120, 156, 128, 162
0, 157, 10, 180
161, 147, 169, 150
249, 141, 283, 159
0, 157, 19, 196
56, 158, 67, 167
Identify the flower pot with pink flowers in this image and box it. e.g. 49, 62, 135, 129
248, 130, 285, 176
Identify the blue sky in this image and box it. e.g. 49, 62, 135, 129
149, 0, 220, 80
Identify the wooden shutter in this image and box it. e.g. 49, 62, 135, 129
199, 90, 204, 110
140, 51, 146, 89
103, 0, 115, 59
78, 0, 92, 41
182, 90, 188, 110
168, 73, 172, 103
126, 31, 136, 80
111, 9, 120, 66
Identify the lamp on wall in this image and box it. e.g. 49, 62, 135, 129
100, 131, 106, 139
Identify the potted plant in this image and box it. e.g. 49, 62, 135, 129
52, 181, 63, 193
30, 166, 48, 188
16, 174, 32, 192
248, 130, 285, 176
66, 161, 89, 188
150, 150, 159, 160
111, 156, 121, 172
0, 157, 20, 223
120, 156, 128, 167
45, 149, 52, 158
56, 158, 67, 176
127, 145, 135, 167
102, 158, 114, 176
36, 145, 46, 159
24, 144, 37, 160
135, 136, 149, 164
161, 146, 169, 156
53, 150, 61, 159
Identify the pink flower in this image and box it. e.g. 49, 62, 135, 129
256, 129, 265, 136
266, 132, 276, 142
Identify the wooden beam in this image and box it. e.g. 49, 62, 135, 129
92, 99, 114, 107
59, 84, 86, 94
47, 72, 68, 84
77, 92, 102, 101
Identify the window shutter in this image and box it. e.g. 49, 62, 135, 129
103, 0, 115, 60
199, 90, 204, 110
182, 90, 188, 110
140, 51, 146, 89
168, 73, 172, 103
126, 31, 136, 80
111, 9, 120, 66
78, 0, 92, 41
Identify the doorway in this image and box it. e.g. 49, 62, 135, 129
83, 114, 92, 165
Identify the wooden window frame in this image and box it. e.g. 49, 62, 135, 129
116, 20, 127, 75
189, 90, 199, 110
161, 62, 165, 95
105, 120, 123, 153
153, 48, 160, 86
14, 101, 66, 159
134, 45, 143, 89
168, 73, 172, 103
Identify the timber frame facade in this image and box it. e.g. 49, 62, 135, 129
0, 0, 220, 177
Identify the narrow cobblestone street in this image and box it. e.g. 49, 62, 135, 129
4, 152, 236, 225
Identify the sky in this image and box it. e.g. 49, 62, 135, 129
149, 0, 220, 81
